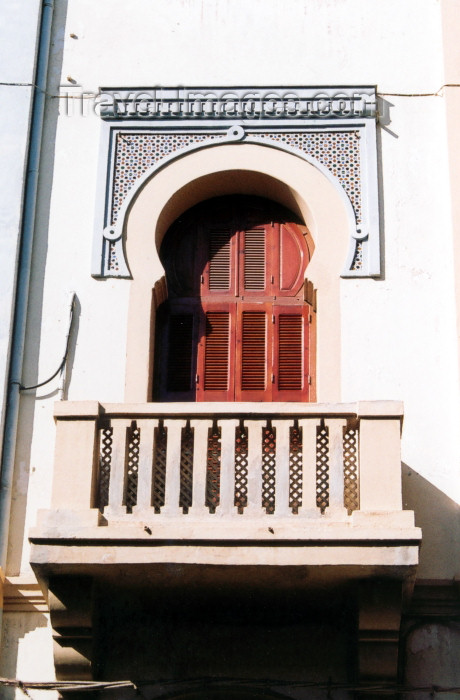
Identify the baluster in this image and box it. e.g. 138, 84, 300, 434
298, 418, 320, 516
244, 420, 266, 516
105, 419, 131, 517
188, 419, 213, 516
217, 418, 239, 516
132, 419, 158, 516
161, 419, 186, 516
324, 418, 348, 517
272, 419, 292, 517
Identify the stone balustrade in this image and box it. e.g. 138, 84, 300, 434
48, 401, 407, 522
29, 402, 422, 686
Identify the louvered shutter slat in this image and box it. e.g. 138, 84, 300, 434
204, 312, 230, 391
272, 306, 312, 401
243, 230, 265, 291
241, 311, 266, 390
278, 314, 303, 390
208, 229, 232, 290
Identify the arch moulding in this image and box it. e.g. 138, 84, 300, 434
124, 142, 349, 403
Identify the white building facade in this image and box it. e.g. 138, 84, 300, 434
1, 1, 460, 698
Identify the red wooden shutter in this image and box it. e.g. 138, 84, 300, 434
272, 305, 310, 401
239, 227, 273, 297
278, 314, 303, 390
243, 229, 265, 291
304, 279, 317, 402
204, 311, 230, 390
197, 302, 235, 401
241, 311, 266, 390
276, 223, 310, 297
201, 226, 237, 297
208, 229, 232, 290
158, 196, 315, 403
235, 303, 272, 401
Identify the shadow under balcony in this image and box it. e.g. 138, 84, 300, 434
30, 400, 420, 589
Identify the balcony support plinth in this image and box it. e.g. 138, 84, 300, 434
49, 575, 95, 682
358, 579, 403, 696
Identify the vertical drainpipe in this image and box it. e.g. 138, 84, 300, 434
0, 0, 55, 576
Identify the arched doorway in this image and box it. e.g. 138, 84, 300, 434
154, 196, 316, 402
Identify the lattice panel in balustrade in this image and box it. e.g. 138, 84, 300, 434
205, 425, 221, 513
98, 426, 113, 510
125, 426, 140, 513
152, 424, 167, 512
234, 425, 248, 512
262, 426, 276, 514
179, 424, 194, 512
316, 424, 330, 511
289, 424, 303, 513
343, 427, 359, 512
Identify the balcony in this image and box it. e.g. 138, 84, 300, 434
30, 400, 420, 586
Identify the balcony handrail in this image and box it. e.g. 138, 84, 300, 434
54, 400, 404, 420
50, 401, 405, 520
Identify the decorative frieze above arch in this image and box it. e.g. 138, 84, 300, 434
92, 86, 380, 278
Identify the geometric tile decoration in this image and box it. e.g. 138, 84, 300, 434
93, 86, 379, 278
107, 129, 362, 273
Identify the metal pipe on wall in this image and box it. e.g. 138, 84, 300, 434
0, 0, 55, 572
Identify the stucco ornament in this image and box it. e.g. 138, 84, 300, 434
93, 86, 379, 278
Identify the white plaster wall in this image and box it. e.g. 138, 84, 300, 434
0, 0, 41, 448
9, 0, 459, 581
340, 94, 460, 577
60, 0, 444, 93
13, 111, 130, 572
341, 96, 460, 498
0, 612, 57, 700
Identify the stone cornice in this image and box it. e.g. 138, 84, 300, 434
98, 85, 377, 121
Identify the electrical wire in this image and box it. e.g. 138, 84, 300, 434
378, 83, 460, 97
13, 292, 76, 392
4, 676, 460, 697
3, 82, 460, 101
0, 677, 136, 696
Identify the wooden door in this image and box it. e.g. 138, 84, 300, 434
155, 196, 315, 402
